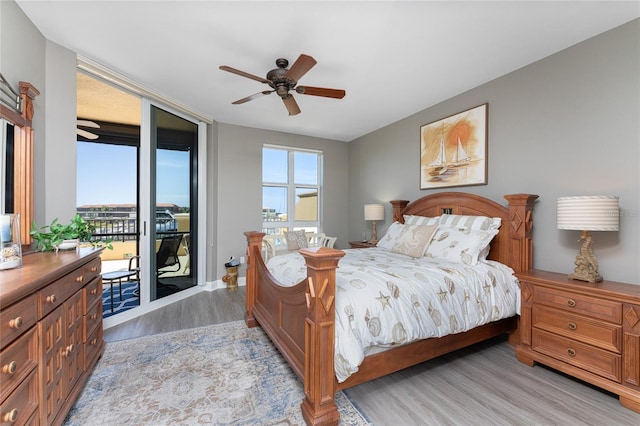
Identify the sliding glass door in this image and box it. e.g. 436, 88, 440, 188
148, 105, 199, 301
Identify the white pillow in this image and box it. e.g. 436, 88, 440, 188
390, 224, 439, 258
285, 230, 308, 250
403, 215, 440, 226
425, 227, 498, 265
439, 214, 501, 231
376, 222, 405, 250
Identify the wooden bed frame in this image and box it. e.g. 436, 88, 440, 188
244, 192, 538, 425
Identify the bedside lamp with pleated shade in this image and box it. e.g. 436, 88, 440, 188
557, 195, 619, 283
364, 204, 385, 245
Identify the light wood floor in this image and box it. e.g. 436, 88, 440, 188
104, 288, 640, 425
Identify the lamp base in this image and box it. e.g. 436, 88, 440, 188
368, 221, 378, 245
568, 230, 603, 283
569, 270, 602, 283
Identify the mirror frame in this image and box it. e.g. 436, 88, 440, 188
0, 81, 39, 246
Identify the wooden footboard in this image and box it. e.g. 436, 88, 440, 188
244, 231, 345, 425
245, 192, 538, 426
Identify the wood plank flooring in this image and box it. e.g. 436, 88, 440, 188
103, 287, 640, 425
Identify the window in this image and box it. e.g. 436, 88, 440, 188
262, 146, 322, 238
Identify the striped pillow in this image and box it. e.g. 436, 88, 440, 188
403, 215, 440, 226
439, 214, 501, 231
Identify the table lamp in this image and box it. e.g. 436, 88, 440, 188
557, 195, 619, 283
364, 204, 384, 245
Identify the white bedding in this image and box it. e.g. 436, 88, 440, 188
266, 247, 520, 383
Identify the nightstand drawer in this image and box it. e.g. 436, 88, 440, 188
532, 329, 621, 382
533, 286, 621, 324
533, 305, 622, 353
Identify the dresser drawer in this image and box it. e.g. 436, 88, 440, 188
84, 324, 103, 371
0, 327, 38, 403
533, 286, 622, 324
83, 275, 102, 312
0, 368, 39, 426
81, 256, 102, 285
84, 298, 102, 341
38, 271, 85, 318
533, 305, 622, 353
0, 294, 38, 350
533, 329, 621, 382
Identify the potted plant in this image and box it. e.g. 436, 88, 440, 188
30, 214, 113, 252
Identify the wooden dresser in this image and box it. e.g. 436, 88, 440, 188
0, 248, 105, 425
516, 270, 640, 413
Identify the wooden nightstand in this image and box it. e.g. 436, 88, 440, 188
348, 241, 377, 249
516, 270, 640, 413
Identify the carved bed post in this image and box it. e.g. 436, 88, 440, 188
390, 200, 410, 223
504, 194, 539, 273
243, 231, 265, 328
299, 247, 345, 426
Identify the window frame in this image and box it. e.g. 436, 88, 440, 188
262, 144, 323, 236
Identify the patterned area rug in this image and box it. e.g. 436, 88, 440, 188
102, 281, 139, 318
65, 321, 370, 425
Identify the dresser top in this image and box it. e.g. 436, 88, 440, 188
517, 269, 640, 303
0, 248, 103, 308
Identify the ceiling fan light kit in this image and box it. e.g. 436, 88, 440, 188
219, 54, 345, 116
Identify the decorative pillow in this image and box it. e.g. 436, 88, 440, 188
390, 224, 439, 258
376, 222, 405, 250
285, 230, 308, 250
439, 214, 501, 231
425, 227, 498, 265
403, 215, 440, 226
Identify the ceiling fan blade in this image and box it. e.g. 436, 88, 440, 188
219, 65, 271, 84
77, 119, 100, 128
295, 86, 346, 99
283, 54, 317, 82
282, 95, 301, 116
232, 90, 274, 104
77, 128, 99, 140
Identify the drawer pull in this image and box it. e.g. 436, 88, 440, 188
90, 266, 98, 272
90, 288, 98, 295
2, 361, 17, 374
567, 348, 576, 357
568, 322, 577, 330
566, 299, 576, 308
8, 317, 23, 329
46, 294, 56, 304
3, 408, 18, 423
90, 338, 97, 345
64, 344, 74, 356
90, 313, 98, 320
76, 275, 84, 283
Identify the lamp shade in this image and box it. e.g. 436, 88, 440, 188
364, 204, 385, 221
557, 196, 619, 231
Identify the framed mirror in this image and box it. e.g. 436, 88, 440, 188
0, 76, 39, 246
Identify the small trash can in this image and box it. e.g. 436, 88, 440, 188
223, 257, 240, 290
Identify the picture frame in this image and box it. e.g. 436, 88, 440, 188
420, 103, 488, 190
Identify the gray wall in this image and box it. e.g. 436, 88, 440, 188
216, 123, 349, 278
349, 19, 640, 284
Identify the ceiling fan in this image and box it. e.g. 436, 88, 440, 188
77, 119, 100, 140
219, 54, 346, 116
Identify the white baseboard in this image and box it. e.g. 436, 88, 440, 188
203, 276, 246, 291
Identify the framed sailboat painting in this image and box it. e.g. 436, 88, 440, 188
420, 103, 488, 189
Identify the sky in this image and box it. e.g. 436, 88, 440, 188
77, 142, 190, 208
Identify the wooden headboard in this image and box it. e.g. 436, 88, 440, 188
390, 192, 538, 273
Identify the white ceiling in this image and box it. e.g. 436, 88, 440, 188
16, 1, 639, 142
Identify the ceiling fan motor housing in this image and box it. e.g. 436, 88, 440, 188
267, 58, 296, 97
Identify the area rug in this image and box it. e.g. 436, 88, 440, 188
64, 321, 370, 425
102, 281, 139, 319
